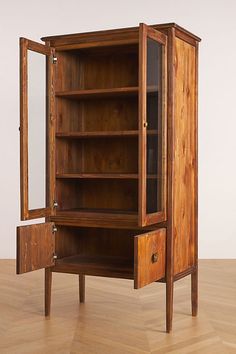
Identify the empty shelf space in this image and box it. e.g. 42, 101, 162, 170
54, 254, 133, 279
56, 130, 159, 138
55, 87, 139, 99
56, 208, 137, 215
56, 173, 159, 179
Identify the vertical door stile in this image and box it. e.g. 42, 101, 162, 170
138, 24, 147, 227
20, 38, 29, 220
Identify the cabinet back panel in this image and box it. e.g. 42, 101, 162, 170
56, 96, 138, 132
56, 138, 82, 174
56, 138, 138, 174
56, 179, 138, 212
55, 46, 138, 91
56, 98, 83, 132
56, 97, 138, 132
56, 51, 83, 91
55, 226, 135, 259
83, 51, 138, 89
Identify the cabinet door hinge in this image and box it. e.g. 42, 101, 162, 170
52, 55, 57, 64
52, 253, 58, 260
52, 225, 57, 233
53, 200, 58, 208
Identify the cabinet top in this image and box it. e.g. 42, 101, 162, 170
41, 23, 201, 46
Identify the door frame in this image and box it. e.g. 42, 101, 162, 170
138, 23, 167, 227
20, 38, 56, 220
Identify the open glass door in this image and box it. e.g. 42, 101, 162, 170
138, 24, 167, 227
20, 38, 55, 220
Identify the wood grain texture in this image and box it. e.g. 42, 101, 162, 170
55, 47, 138, 92
55, 226, 134, 260
56, 179, 138, 212
45, 267, 52, 316
79, 275, 85, 303
17, 24, 200, 335
56, 87, 139, 99
20, 38, 54, 220
134, 229, 166, 289
138, 23, 147, 227
46, 40, 56, 219
1, 260, 233, 354
138, 23, 167, 227
173, 37, 197, 275
17, 222, 55, 274
54, 255, 133, 279
56, 97, 138, 133
165, 27, 175, 333
56, 138, 138, 174
41, 23, 201, 46
56, 38, 139, 51
19, 38, 28, 220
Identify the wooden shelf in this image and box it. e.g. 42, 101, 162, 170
54, 254, 133, 279
56, 173, 159, 179
56, 130, 159, 138
55, 87, 139, 99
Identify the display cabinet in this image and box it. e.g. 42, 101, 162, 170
16, 22, 200, 332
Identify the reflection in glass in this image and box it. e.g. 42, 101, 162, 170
146, 38, 163, 213
28, 50, 46, 210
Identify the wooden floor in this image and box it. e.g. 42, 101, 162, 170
0, 260, 235, 354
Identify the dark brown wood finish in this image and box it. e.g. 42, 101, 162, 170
17, 222, 55, 274
173, 36, 197, 275
46, 40, 56, 220
19, 38, 28, 220
138, 23, 147, 227
192, 41, 199, 317
41, 23, 200, 47
17, 23, 200, 333
20, 38, 55, 220
79, 275, 85, 303
165, 27, 175, 333
138, 23, 167, 227
134, 229, 166, 288
45, 267, 52, 316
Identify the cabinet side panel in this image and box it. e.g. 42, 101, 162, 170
173, 37, 197, 275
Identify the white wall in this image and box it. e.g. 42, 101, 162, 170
1, 0, 236, 258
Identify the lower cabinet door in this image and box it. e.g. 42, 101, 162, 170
16, 222, 55, 274
134, 228, 166, 289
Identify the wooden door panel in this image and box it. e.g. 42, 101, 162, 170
17, 222, 55, 274
134, 228, 166, 288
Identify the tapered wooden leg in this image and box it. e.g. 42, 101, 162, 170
79, 274, 85, 303
166, 279, 174, 333
191, 269, 198, 316
45, 268, 52, 316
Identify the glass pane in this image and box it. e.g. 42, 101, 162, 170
146, 38, 163, 214
28, 50, 46, 210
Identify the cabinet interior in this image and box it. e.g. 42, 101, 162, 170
55, 44, 138, 91
54, 226, 146, 278
55, 44, 140, 215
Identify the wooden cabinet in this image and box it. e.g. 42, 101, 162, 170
17, 22, 200, 332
